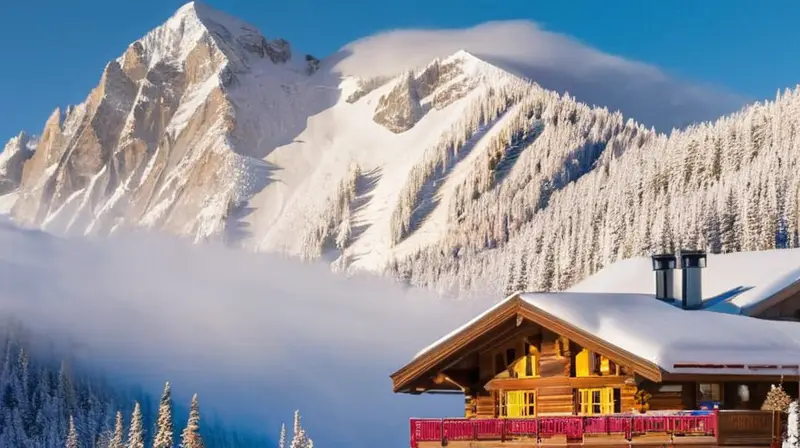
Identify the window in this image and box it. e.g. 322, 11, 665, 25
505, 348, 517, 366
576, 349, 590, 377
659, 384, 683, 393
500, 391, 536, 418
511, 344, 539, 378
599, 356, 611, 375
578, 388, 614, 415
494, 353, 505, 375
575, 349, 599, 376
697, 383, 722, 403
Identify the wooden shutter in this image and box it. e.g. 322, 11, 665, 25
576, 349, 590, 377
601, 388, 614, 414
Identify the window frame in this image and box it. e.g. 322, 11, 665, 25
499, 390, 537, 418
578, 387, 615, 415
697, 383, 723, 405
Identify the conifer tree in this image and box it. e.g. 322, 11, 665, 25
278, 423, 286, 448
763, 383, 792, 412
66, 415, 79, 448
109, 411, 124, 448
180, 393, 204, 448
290, 410, 311, 448
127, 402, 145, 448
154, 382, 174, 448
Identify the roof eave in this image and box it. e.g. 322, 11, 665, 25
390, 295, 524, 393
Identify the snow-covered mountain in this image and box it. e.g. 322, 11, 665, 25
0, 2, 631, 269
3, 1, 799, 298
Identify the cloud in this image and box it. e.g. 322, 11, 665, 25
0, 217, 495, 447
327, 20, 748, 131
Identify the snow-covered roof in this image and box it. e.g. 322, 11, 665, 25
520, 292, 800, 376
569, 249, 800, 314
407, 288, 800, 381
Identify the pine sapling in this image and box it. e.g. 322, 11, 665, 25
109, 411, 124, 448
127, 402, 145, 448
180, 393, 204, 448
66, 415, 79, 448
153, 382, 174, 448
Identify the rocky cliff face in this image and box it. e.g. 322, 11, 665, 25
0, 132, 37, 195
0, 2, 534, 279
5, 2, 311, 239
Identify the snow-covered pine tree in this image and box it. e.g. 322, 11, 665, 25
290, 410, 312, 448
109, 411, 124, 448
127, 402, 145, 448
153, 381, 174, 448
762, 383, 793, 412
180, 393, 204, 448
503, 257, 517, 296
66, 415, 79, 448
278, 423, 286, 448
785, 400, 800, 448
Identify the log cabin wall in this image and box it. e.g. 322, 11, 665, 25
535, 331, 573, 415
641, 382, 688, 411
620, 384, 638, 413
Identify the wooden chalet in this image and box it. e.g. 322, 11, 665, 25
392, 251, 800, 447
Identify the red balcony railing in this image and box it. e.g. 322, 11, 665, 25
409, 413, 718, 448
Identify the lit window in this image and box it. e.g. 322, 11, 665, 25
578, 388, 614, 415
501, 391, 536, 418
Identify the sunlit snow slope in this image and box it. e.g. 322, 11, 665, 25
3, 0, 686, 294
0, 2, 566, 272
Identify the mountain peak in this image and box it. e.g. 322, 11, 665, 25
117, 1, 295, 76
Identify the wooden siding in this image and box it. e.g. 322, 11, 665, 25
539, 331, 569, 378
620, 384, 638, 413
536, 385, 573, 415
717, 410, 782, 446
647, 383, 688, 411
475, 392, 495, 419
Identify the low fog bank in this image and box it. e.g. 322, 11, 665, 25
0, 218, 496, 446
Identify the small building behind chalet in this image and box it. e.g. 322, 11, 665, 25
391, 250, 800, 447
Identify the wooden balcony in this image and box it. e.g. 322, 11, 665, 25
409, 411, 782, 448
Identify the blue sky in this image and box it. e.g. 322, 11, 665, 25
1, 0, 798, 141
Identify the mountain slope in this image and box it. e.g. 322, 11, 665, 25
4, 2, 798, 300
1, 2, 651, 276
389, 87, 800, 297
7, 2, 317, 241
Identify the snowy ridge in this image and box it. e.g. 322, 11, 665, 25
7, 2, 800, 300
0, 1, 655, 280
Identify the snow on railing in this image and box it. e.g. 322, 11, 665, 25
409, 413, 717, 448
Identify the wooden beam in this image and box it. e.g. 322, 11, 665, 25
391, 297, 522, 393
661, 373, 800, 383
517, 304, 663, 382
406, 322, 533, 393
485, 375, 632, 391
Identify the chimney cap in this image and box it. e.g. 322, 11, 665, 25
679, 250, 707, 269
651, 253, 677, 271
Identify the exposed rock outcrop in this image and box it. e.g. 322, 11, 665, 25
0, 132, 37, 195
